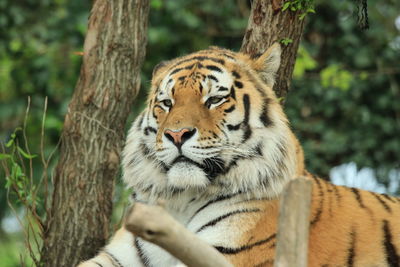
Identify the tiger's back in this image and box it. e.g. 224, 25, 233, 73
221, 175, 400, 267
79, 44, 400, 267
308, 176, 400, 267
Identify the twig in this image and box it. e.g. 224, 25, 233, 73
41, 97, 49, 216
22, 96, 33, 193
125, 202, 233, 267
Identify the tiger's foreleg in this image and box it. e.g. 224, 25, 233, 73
77, 227, 144, 267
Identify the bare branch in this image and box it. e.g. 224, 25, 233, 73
125, 202, 233, 267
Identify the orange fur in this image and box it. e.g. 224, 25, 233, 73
80, 44, 400, 267
149, 46, 400, 266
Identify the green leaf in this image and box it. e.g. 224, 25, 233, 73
307, 8, 316, 13
5, 138, 14, 148
282, 2, 291, 11
11, 162, 24, 181
280, 38, 293, 46
17, 147, 37, 159
0, 153, 11, 160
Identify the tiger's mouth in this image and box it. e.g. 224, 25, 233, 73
169, 155, 226, 181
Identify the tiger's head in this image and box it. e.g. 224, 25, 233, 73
123, 44, 304, 201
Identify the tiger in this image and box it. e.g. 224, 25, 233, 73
78, 43, 400, 267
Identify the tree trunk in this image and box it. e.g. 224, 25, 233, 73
240, 0, 307, 99
40, 0, 149, 266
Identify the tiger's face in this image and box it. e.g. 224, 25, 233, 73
123, 44, 300, 199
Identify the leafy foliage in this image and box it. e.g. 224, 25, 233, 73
282, 0, 315, 19
286, 0, 400, 181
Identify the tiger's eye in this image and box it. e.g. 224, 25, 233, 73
161, 99, 172, 108
207, 96, 224, 105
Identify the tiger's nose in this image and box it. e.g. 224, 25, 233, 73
164, 128, 197, 148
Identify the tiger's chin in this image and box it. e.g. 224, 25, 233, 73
166, 162, 210, 190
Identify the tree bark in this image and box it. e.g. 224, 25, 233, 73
40, 0, 149, 266
240, 0, 307, 99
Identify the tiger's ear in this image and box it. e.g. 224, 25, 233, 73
252, 43, 281, 87
152, 60, 170, 77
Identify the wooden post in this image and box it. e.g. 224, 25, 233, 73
274, 177, 312, 267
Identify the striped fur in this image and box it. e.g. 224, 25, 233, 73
78, 44, 400, 267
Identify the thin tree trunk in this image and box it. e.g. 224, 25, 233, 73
240, 0, 307, 99
40, 0, 149, 266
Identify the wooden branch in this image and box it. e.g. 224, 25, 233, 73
274, 177, 312, 267
125, 202, 233, 267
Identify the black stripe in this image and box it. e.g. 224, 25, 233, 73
208, 75, 218, 82
232, 70, 241, 79
153, 104, 163, 110
382, 220, 400, 266
347, 230, 356, 267
243, 127, 252, 142
170, 63, 201, 75
227, 123, 241, 131
218, 86, 229, 92
143, 127, 157, 136
371, 192, 392, 213
259, 99, 272, 127
255, 142, 263, 156
234, 80, 243, 88
103, 250, 123, 267
188, 193, 241, 224
195, 208, 260, 233
350, 188, 366, 209
243, 94, 250, 124
381, 194, 398, 203
215, 233, 276, 254
230, 86, 236, 100
221, 53, 235, 60
93, 261, 104, 267
311, 177, 323, 225
206, 65, 222, 72
135, 238, 151, 267
169, 67, 183, 75
170, 56, 225, 71
224, 105, 235, 113
202, 156, 225, 180
326, 183, 335, 217
242, 94, 252, 141
250, 52, 262, 59
332, 184, 342, 205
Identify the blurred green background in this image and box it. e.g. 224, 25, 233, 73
0, 0, 399, 265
